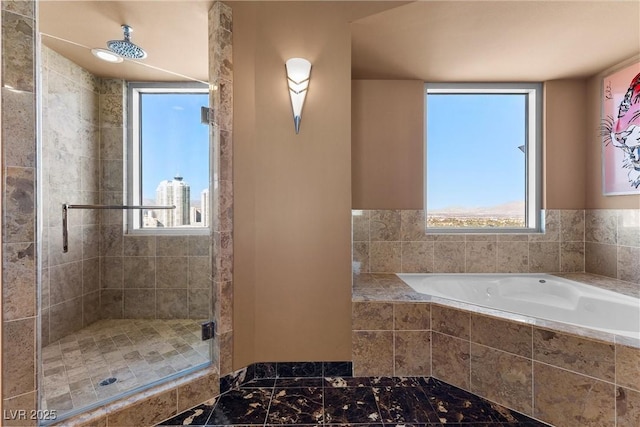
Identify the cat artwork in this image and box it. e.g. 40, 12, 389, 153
601, 65, 640, 194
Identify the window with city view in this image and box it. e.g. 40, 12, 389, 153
425, 83, 542, 231
127, 82, 210, 233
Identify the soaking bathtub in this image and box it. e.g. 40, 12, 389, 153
396, 273, 640, 340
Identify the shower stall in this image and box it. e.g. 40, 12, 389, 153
0, 0, 233, 424
37, 3, 215, 420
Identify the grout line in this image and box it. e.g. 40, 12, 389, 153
532, 358, 618, 387
614, 343, 618, 427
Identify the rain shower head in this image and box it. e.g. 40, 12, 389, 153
107, 25, 147, 60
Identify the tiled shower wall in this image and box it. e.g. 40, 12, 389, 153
96, 79, 212, 322
45, 3, 231, 425
99, 79, 211, 319
353, 209, 640, 286
2, 0, 39, 420
40, 48, 212, 347
0, 1, 38, 418
2, 2, 231, 425
100, 234, 211, 320
41, 46, 101, 346
99, 73, 211, 319
209, 1, 234, 377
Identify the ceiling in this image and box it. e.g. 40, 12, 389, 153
39, 0, 212, 83
352, 1, 640, 81
39, 1, 640, 84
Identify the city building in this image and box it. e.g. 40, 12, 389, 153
190, 206, 202, 225
201, 188, 210, 227
155, 175, 191, 227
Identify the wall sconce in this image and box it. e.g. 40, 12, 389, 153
285, 58, 312, 134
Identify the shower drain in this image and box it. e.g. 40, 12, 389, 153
98, 377, 117, 387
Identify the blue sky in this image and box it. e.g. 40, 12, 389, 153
141, 93, 210, 200
426, 94, 526, 210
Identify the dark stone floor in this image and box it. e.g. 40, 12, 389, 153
157, 377, 548, 426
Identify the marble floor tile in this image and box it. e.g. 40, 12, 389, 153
241, 378, 277, 389
324, 387, 381, 424
208, 388, 271, 425
324, 377, 371, 388
373, 385, 441, 424
421, 378, 503, 424
155, 375, 548, 427
157, 399, 216, 426
275, 377, 324, 388
267, 387, 324, 425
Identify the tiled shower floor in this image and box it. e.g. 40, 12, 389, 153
41, 318, 209, 416
158, 376, 548, 426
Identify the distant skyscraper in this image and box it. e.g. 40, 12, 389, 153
190, 207, 202, 225
201, 188, 209, 227
156, 175, 191, 227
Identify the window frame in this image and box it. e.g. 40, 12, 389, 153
424, 82, 543, 233
126, 81, 210, 235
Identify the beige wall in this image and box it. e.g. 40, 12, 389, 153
586, 56, 640, 208
544, 80, 588, 209
352, 80, 424, 209
352, 78, 591, 210
232, 2, 361, 367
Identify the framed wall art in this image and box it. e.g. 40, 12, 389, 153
601, 61, 640, 195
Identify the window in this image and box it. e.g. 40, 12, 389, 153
127, 82, 210, 233
425, 83, 542, 232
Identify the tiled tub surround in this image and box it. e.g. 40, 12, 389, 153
397, 273, 640, 339
158, 362, 546, 426
353, 209, 588, 275
585, 209, 640, 284
352, 273, 640, 427
353, 209, 640, 287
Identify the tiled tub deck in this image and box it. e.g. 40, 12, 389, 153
352, 273, 640, 427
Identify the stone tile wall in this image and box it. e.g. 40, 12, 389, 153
352, 301, 431, 377
209, 1, 234, 377
352, 301, 640, 427
100, 233, 212, 321
353, 208, 640, 289
40, 46, 102, 345
2, 0, 39, 424
49, 2, 233, 424
353, 209, 586, 275
96, 80, 212, 321
40, 50, 212, 341
585, 209, 640, 285
1, 1, 232, 425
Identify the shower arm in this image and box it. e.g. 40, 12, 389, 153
61, 203, 176, 253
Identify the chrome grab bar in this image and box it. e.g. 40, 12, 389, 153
61, 203, 175, 253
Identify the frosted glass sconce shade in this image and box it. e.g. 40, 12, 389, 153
286, 58, 312, 134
